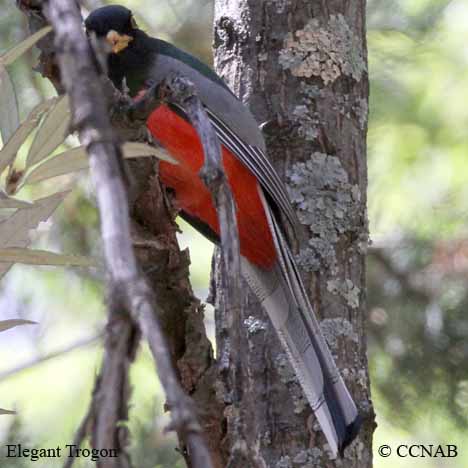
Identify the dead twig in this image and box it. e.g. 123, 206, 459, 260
62, 401, 94, 468
156, 75, 245, 466
0, 333, 101, 383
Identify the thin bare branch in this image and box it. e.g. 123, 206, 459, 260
156, 76, 246, 461
161, 74, 245, 466
90, 314, 138, 468
0, 333, 101, 382
62, 401, 94, 468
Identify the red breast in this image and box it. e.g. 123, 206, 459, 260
147, 104, 276, 269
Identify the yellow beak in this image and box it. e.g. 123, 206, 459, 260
106, 30, 133, 54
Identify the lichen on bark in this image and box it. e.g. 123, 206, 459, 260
278, 15, 366, 84
287, 152, 362, 273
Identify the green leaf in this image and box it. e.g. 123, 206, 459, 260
0, 409, 16, 415
26, 95, 71, 167
0, 191, 69, 279
23, 146, 88, 185
23, 142, 176, 185
0, 98, 59, 176
0, 26, 52, 66
0, 66, 19, 145
0, 319, 36, 332
0, 248, 96, 267
0, 192, 32, 209
121, 142, 176, 163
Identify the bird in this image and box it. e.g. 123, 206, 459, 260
85, 5, 361, 456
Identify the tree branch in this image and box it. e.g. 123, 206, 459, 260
43, 0, 214, 467
0, 333, 101, 382
156, 76, 245, 464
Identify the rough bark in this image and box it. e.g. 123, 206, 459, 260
211, 1, 374, 467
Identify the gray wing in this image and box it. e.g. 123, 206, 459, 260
205, 108, 300, 236
151, 53, 300, 236
151, 53, 264, 148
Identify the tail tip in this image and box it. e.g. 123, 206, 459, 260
338, 413, 363, 458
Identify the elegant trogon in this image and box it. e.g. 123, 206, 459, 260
85, 5, 361, 456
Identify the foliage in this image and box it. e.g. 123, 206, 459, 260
367, 0, 468, 464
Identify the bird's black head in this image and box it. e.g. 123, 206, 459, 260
85, 5, 139, 54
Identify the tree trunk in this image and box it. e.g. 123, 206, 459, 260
211, 1, 374, 466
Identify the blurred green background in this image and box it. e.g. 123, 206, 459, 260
1, 0, 468, 466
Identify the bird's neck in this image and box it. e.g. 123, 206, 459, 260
108, 30, 153, 96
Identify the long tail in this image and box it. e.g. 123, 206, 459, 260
240, 189, 361, 457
